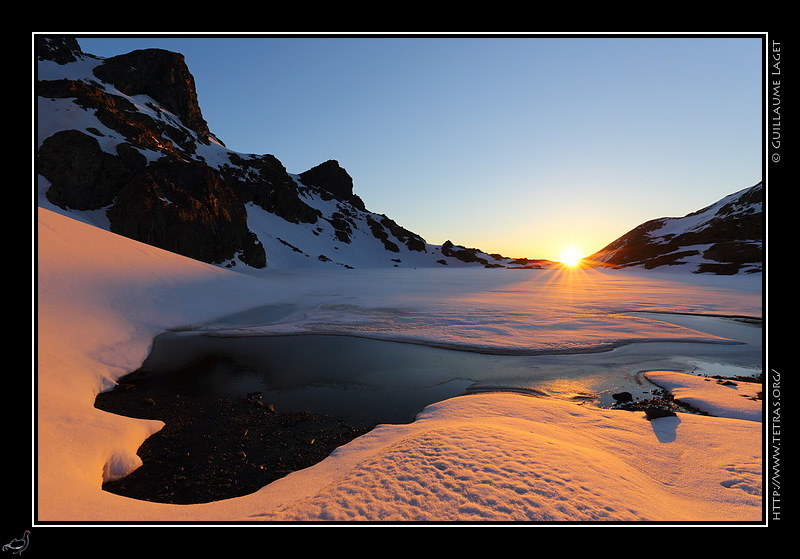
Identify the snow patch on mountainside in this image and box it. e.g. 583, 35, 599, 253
589, 184, 763, 275
36, 40, 521, 271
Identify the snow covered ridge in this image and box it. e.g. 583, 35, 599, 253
35, 36, 525, 271
588, 183, 763, 275
36, 37, 762, 275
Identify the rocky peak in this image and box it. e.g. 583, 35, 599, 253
299, 160, 366, 211
35, 38, 533, 270
588, 183, 763, 274
37, 39, 264, 268
92, 48, 214, 144
35, 36, 87, 64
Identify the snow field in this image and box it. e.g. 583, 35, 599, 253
35, 207, 764, 523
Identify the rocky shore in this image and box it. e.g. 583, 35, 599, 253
95, 371, 372, 505
610, 372, 763, 419
96, 367, 762, 506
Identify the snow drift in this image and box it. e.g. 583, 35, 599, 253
35, 206, 763, 523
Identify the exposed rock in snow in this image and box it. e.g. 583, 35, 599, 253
35, 36, 514, 271
588, 183, 763, 275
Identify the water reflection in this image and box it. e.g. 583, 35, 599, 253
129, 331, 723, 427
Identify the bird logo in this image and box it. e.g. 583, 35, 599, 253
2, 531, 29, 555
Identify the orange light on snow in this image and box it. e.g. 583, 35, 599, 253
557, 247, 584, 268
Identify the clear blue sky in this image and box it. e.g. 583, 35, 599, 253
76, 33, 763, 261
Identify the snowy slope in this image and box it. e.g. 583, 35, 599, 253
36, 39, 518, 271
34, 206, 763, 523
589, 184, 763, 274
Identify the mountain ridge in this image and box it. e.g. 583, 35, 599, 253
36, 36, 762, 274
36, 36, 530, 270
587, 182, 763, 274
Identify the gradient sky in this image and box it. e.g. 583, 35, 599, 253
75, 33, 764, 261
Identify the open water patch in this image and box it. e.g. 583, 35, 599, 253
105, 331, 664, 425
95, 328, 757, 504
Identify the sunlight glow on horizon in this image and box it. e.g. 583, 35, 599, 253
74, 35, 764, 262
556, 247, 586, 267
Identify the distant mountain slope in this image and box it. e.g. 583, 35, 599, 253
35, 36, 522, 270
588, 183, 763, 274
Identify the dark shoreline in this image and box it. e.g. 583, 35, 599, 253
611, 372, 763, 416
95, 367, 373, 505
96, 360, 762, 506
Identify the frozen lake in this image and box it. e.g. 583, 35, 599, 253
39, 207, 766, 522
130, 311, 761, 429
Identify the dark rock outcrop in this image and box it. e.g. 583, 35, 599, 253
644, 407, 678, 420
299, 160, 366, 211
36, 37, 267, 267
222, 153, 320, 225
92, 48, 215, 145
105, 159, 266, 268
378, 215, 427, 252
38, 37, 458, 269
588, 183, 763, 274
38, 129, 143, 210
440, 240, 504, 268
612, 391, 633, 404
35, 36, 86, 64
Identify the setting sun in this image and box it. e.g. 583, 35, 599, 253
557, 247, 584, 267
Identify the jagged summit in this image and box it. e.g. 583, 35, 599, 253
588, 183, 763, 274
36, 37, 517, 270
36, 36, 86, 64
299, 160, 365, 211
37, 37, 213, 142
92, 47, 215, 144
35, 37, 762, 274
